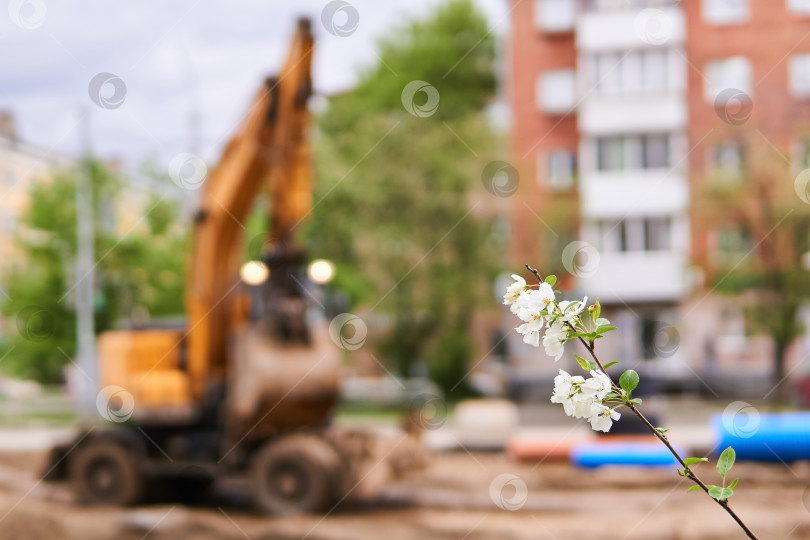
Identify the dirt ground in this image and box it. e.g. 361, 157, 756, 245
0, 448, 808, 540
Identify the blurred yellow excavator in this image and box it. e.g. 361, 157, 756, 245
45, 18, 406, 514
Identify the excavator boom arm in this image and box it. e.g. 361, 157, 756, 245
185, 19, 314, 399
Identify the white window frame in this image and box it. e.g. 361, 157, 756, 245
537, 69, 576, 114
595, 133, 672, 172
788, 0, 810, 15
706, 141, 744, 181
643, 217, 672, 251
589, 49, 672, 96
704, 56, 752, 102
534, 0, 576, 33
702, 0, 749, 25
598, 217, 673, 253
543, 149, 576, 190
790, 53, 810, 98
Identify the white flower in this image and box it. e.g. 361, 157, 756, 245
542, 319, 569, 361
513, 288, 549, 347
515, 283, 555, 322
550, 370, 585, 417
557, 296, 588, 322
570, 393, 598, 419
587, 403, 621, 432
503, 274, 526, 308
579, 369, 612, 401
516, 318, 544, 347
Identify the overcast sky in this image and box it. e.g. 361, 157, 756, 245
0, 0, 508, 170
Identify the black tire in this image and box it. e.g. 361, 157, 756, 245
250, 433, 341, 515
70, 439, 143, 506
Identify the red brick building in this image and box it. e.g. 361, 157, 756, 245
506, 0, 810, 394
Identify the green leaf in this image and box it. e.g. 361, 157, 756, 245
630, 397, 643, 404
595, 326, 617, 334
574, 354, 591, 372
684, 457, 708, 466
593, 300, 601, 321
603, 361, 619, 369
544, 275, 557, 287
709, 486, 734, 500
656, 427, 669, 434
687, 485, 703, 493
716, 447, 736, 480
595, 317, 611, 327
729, 478, 738, 489
619, 369, 639, 393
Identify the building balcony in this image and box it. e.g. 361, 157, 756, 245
577, 251, 688, 303
534, 0, 577, 33
576, 6, 685, 52
580, 169, 688, 218
578, 93, 686, 135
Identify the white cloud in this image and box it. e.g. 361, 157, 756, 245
0, 0, 508, 171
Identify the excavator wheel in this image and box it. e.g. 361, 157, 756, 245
69, 438, 143, 506
250, 433, 342, 515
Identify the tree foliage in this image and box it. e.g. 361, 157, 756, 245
305, 0, 501, 398
696, 146, 810, 399
0, 160, 187, 383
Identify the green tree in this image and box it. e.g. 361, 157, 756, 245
0, 159, 187, 383
696, 147, 810, 402
305, 0, 501, 399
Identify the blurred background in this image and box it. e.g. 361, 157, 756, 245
1, 0, 810, 539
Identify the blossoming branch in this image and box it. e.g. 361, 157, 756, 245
504, 265, 760, 540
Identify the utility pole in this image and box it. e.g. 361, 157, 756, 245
75, 108, 97, 419
180, 37, 203, 215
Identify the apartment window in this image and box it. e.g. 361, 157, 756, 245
584, 0, 678, 10
544, 149, 576, 190
537, 69, 576, 114
716, 226, 752, 262
640, 315, 680, 359
644, 217, 672, 251
599, 220, 628, 252
703, 0, 749, 25
790, 53, 810, 98
596, 137, 624, 171
596, 134, 671, 171
794, 138, 810, 171
534, 0, 576, 32
643, 134, 670, 169
642, 50, 668, 92
592, 50, 671, 95
705, 57, 752, 102
598, 218, 672, 253
595, 52, 622, 94
707, 141, 744, 180
788, 0, 810, 15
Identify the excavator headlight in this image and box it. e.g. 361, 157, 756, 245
240, 261, 270, 286
307, 259, 335, 284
